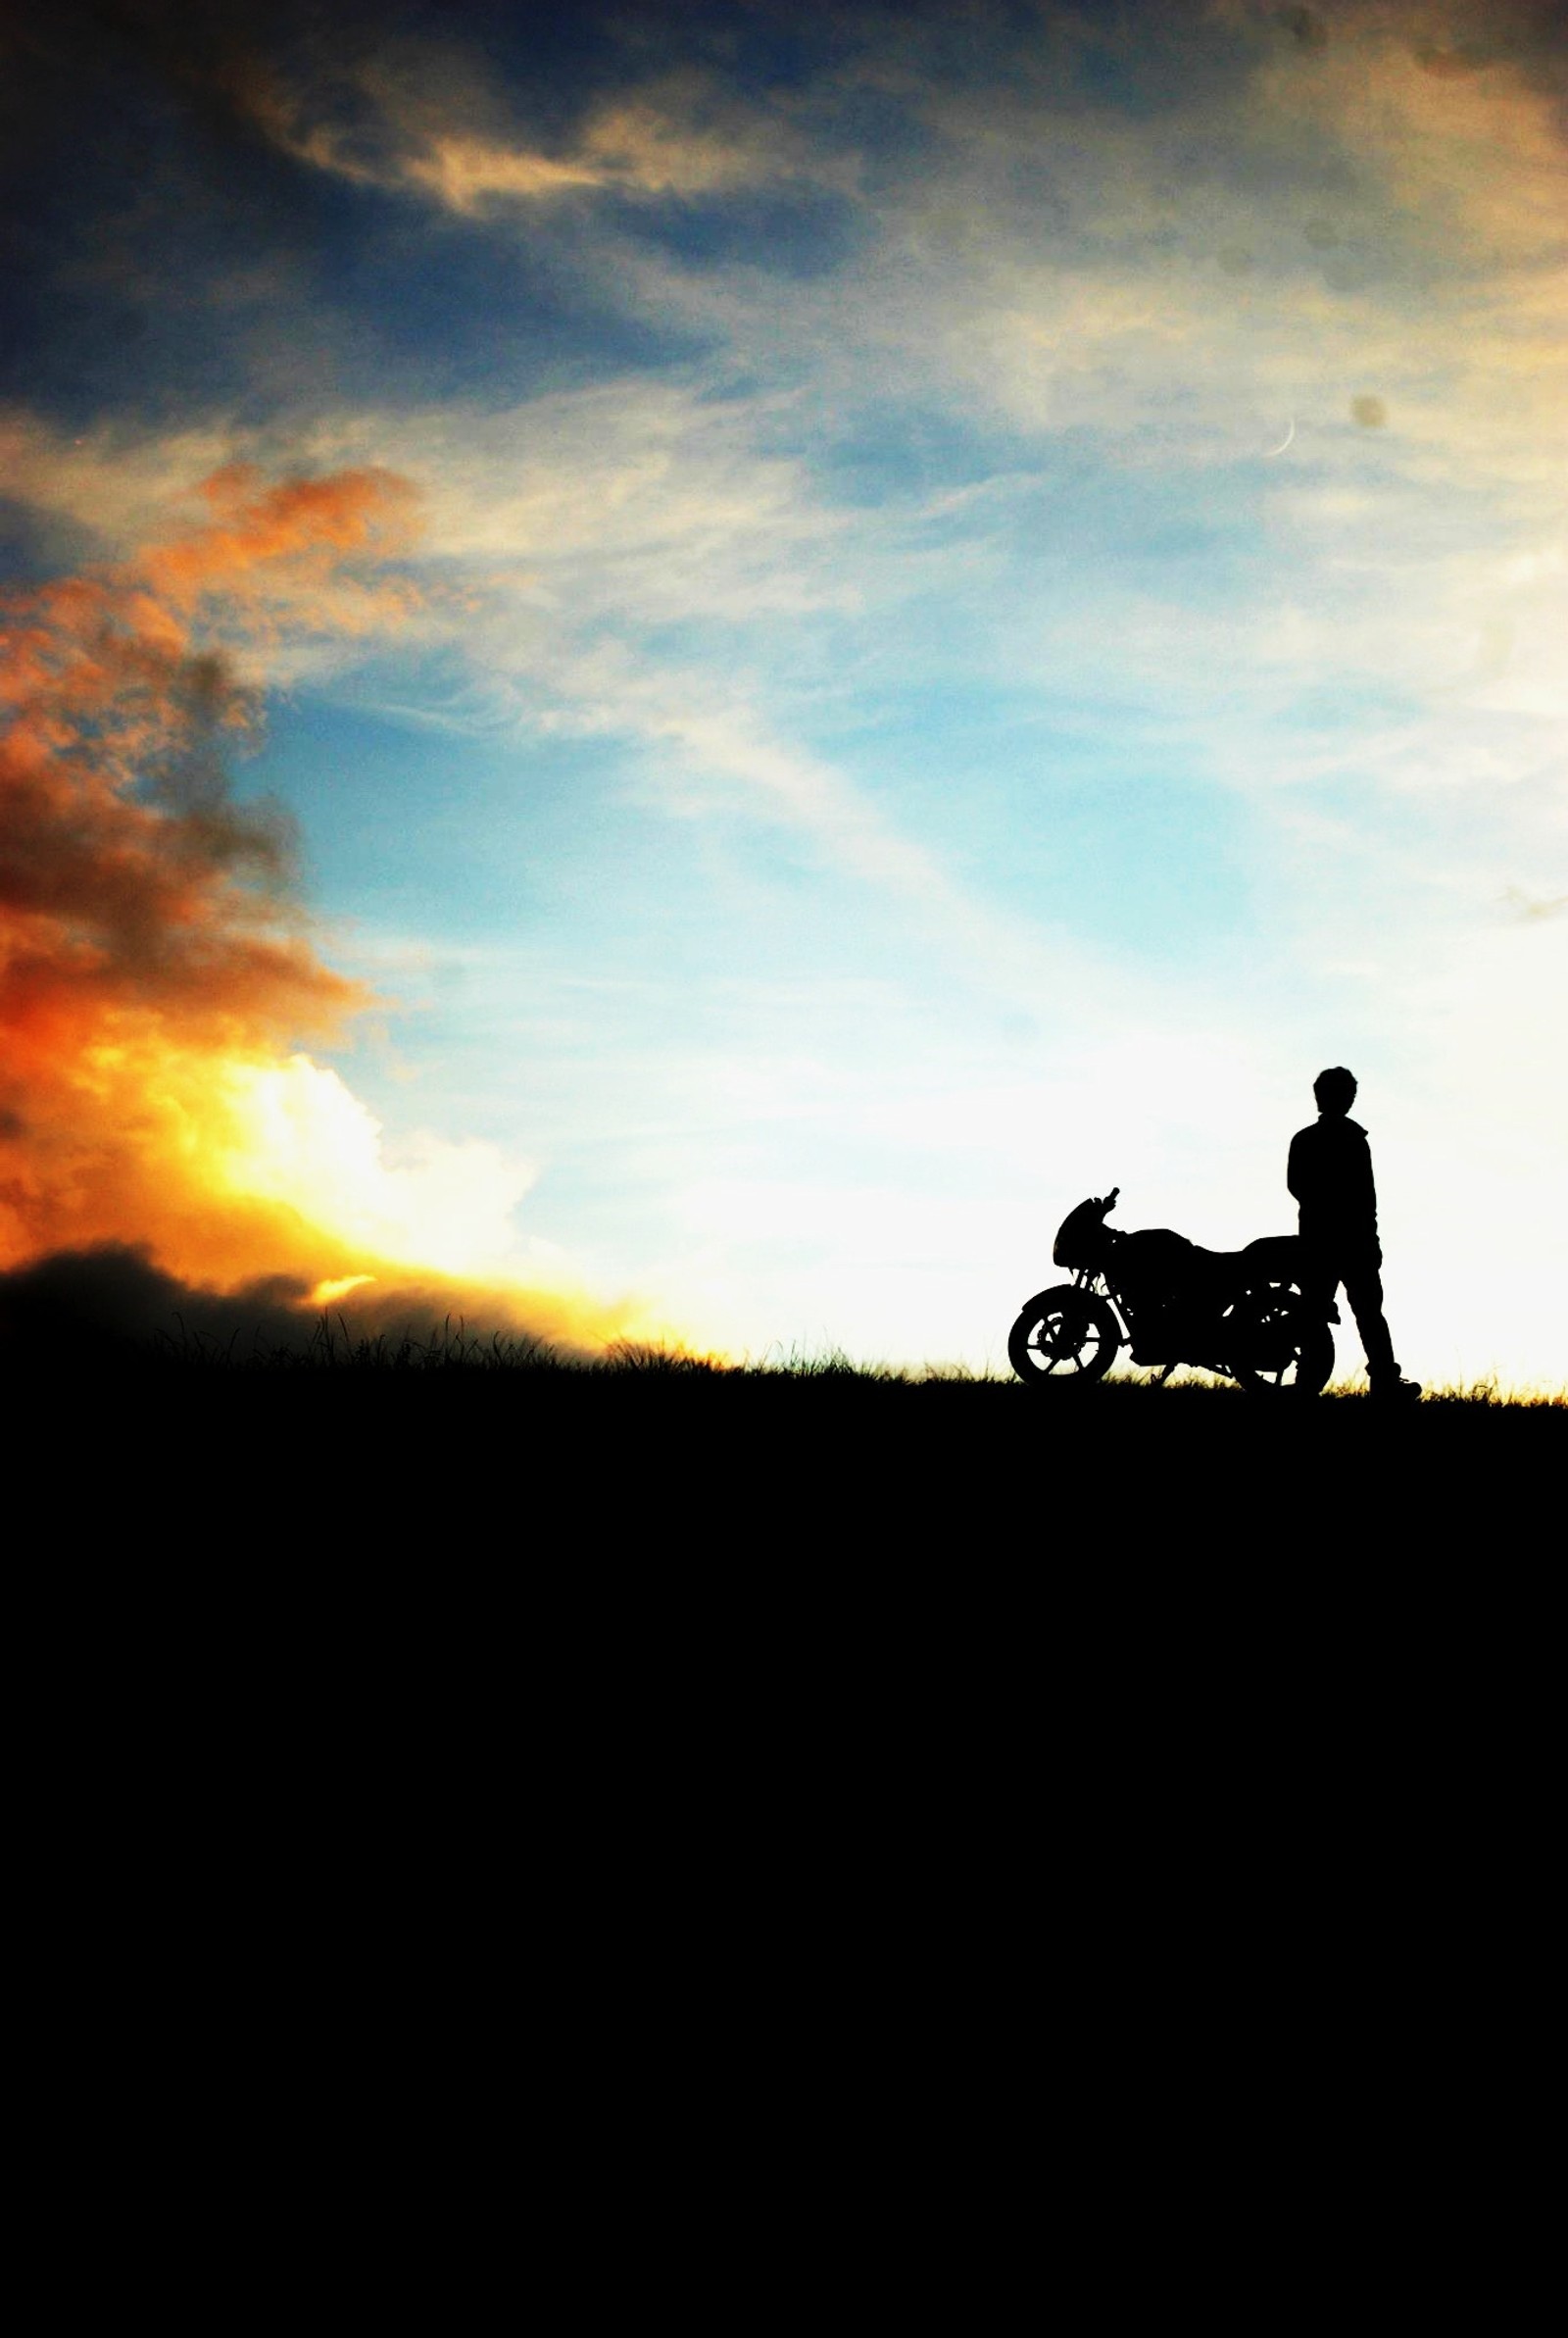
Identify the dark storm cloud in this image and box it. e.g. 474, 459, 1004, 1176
0, 1240, 316, 1357
0, 1240, 588, 1359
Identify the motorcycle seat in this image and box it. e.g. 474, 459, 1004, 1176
1185, 1235, 1306, 1287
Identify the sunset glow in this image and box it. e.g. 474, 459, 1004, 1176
0, 459, 665, 1348
3, 0, 1564, 1387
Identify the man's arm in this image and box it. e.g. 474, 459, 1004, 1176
1350, 1124, 1379, 1228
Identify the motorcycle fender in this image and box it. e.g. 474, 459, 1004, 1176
1016, 1286, 1125, 1343
1017, 1286, 1074, 1315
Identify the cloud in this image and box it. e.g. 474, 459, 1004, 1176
1501, 885, 1567, 920
7, 0, 1564, 1382
0, 465, 401, 1050
226, 31, 827, 215
0, 1241, 314, 1359
1239, 0, 1568, 262
0, 460, 665, 1346
401, 85, 819, 213
13, 0, 1563, 851
0, 1239, 613, 1362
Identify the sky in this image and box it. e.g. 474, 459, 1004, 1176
2, 0, 1564, 1385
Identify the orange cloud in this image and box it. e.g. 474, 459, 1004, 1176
0, 466, 665, 1350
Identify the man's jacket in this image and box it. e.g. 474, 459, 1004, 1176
1287, 1114, 1380, 1251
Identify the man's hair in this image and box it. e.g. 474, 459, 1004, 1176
1313, 1066, 1357, 1112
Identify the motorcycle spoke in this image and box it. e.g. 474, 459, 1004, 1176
1027, 1313, 1101, 1374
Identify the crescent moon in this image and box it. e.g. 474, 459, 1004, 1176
1264, 418, 1297, 457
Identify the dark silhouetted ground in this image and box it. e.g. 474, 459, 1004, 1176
13, 1322, 1557, 1951
11, 1314, 1561, 1559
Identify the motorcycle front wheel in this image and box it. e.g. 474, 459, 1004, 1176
1223, 1285, 1333, 1397
1007, 1287, 1121, 1385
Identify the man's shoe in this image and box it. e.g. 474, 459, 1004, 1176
1370, 1377, 1422, 1402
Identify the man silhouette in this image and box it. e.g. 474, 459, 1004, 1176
1288, 1069, 1419, 1401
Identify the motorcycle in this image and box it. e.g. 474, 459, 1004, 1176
1007, 1187, 1334, 1395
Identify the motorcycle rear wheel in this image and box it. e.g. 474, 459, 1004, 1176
1008, 1287, 1120, 1385
1223, 1285, 1333, 1397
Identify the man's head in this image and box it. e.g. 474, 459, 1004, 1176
1313, 1066, 1357, 1116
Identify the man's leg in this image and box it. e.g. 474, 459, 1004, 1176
1342, 1254, 1399, 1389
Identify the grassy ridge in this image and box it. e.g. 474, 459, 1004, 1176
98, 1307, 1568, 1405
14, 1319, 1558, 1566
219, 1333, 1566, 1449
17, 1329, 1560, 1737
